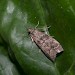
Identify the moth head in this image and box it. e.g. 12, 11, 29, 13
28, 28, 35, 34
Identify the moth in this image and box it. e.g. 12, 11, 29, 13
28, 28, 63, 61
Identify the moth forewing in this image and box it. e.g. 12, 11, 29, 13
28, 28, 63, 61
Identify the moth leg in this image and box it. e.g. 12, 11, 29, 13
30, 41, 34, 49
43, 28, 49, 35
39, 49, 41, 53
43, 25, 51, 35
46, 25, 51, 29
51, 36, 54, 38
30, 36, 35, 49
30, 36, 34, 42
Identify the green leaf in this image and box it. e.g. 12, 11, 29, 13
0, 45, 21, 75
43, 0, 75, 75
0, 0, 75, 75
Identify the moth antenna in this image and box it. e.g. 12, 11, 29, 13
35, 21, 40, 29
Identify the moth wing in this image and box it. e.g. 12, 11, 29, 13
49, 49, 57, 61
52, 39, 64, 53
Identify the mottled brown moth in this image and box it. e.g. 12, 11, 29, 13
28, 28, 63, 61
